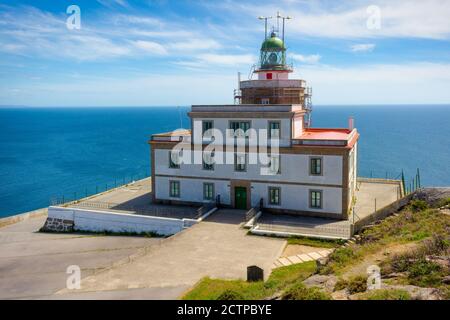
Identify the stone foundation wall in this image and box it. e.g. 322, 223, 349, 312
42, 217, 74, 232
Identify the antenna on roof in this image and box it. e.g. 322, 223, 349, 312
277, 12, 292, 45
258, 16, 273, 39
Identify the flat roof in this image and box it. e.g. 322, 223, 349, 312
295, 128, 352, 140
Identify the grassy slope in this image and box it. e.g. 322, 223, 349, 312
321, 200, 450, 298
184, 199, 450, 300
183, 261, 316, 300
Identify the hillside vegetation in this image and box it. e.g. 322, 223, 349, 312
183, 196, 450, 300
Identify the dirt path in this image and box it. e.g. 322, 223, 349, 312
342, 242, 419, 279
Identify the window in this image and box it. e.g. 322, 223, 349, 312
310, 157, 322, 175
268, 156, 281, 174
268, 187, 280, 205
202, 151, 214, 171
229, 121, 250, 137
234, 153, 247, 172
203, 183, 214, 201
169, 181, 180, 198
268, 121, 280, 138
261, 98, 270, 105
310, 190, 322, 209
202, 120, 213, 137
169, 151, 180, 169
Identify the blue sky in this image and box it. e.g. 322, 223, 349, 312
1, 0, 450, 106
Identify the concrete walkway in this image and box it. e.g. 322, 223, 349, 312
353, 180, 402, 221
273, 248, 334, 268
57, 209, 286, 298
0, 215, 160, 299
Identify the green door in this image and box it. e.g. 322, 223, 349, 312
235, 187, 247, 209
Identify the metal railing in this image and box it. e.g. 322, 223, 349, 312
245, 198, 263, 222
61, 200, 198, 219
256, 221, 352, 239
49, 171, 150, 207
195, 202, 216, 219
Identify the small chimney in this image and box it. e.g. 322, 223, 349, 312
348, 117, 354, 130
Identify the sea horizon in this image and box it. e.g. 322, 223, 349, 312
1, 104, 449, 218
2, 104, 450, 108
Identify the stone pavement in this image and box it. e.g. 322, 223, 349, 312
272, 248, 334, 268
56, 209, 286, 298
0, 215, 160, 299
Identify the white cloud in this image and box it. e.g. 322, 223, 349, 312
169, 39, 221, 51
211, 0, 450, 40
351, 44, 376, 53
4, 62, 450, 106
291, 54, 321, 64
197, 54, 256, 66
131, 40, 167, 55
294, 62, 450, 104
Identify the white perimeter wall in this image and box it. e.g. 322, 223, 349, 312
48, 206, 191, 235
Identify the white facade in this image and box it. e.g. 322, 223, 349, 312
155, 149, 343, 185
153, 146, 349, 217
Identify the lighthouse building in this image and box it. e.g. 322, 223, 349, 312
149, 28, 359, 220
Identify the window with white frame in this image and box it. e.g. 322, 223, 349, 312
169, 151, 180, 169
268, 155, 281, 174
234, 153, 247, 172
310, 190, 322, 209
202, 151, 214, 171
229, 121, 250, 137
169, 181, 180, 198
268, 187, 281, 205
310, 157, 322, 175
203, 183, 214, 201
202, 120, 213, 137
268, 121, 280, 138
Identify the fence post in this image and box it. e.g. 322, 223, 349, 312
417, 168, 421, 188
374, 198, 377, 213
401, 170, 406, 195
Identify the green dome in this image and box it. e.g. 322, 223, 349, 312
261, 32, 285, 50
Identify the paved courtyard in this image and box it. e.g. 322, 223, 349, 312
66, 178, 199, 219
0, 209, 285, 299
0, 214, 160, 299
353, 179, 402, 221
56, 209, 286, 298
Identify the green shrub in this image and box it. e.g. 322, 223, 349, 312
434, 197, 450, 208
320, 247, 359, 274
409, 200, 429, 212
216, 289, 245, 300
360, 289, 411, 300
281, 283, 331, 300
334, 278, 348, 291
334, 276, 367, 294
408, 260, 443, 287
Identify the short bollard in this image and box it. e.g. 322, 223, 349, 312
247, 265, 264, 282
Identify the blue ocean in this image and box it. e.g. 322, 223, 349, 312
0, 105, 449, 218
